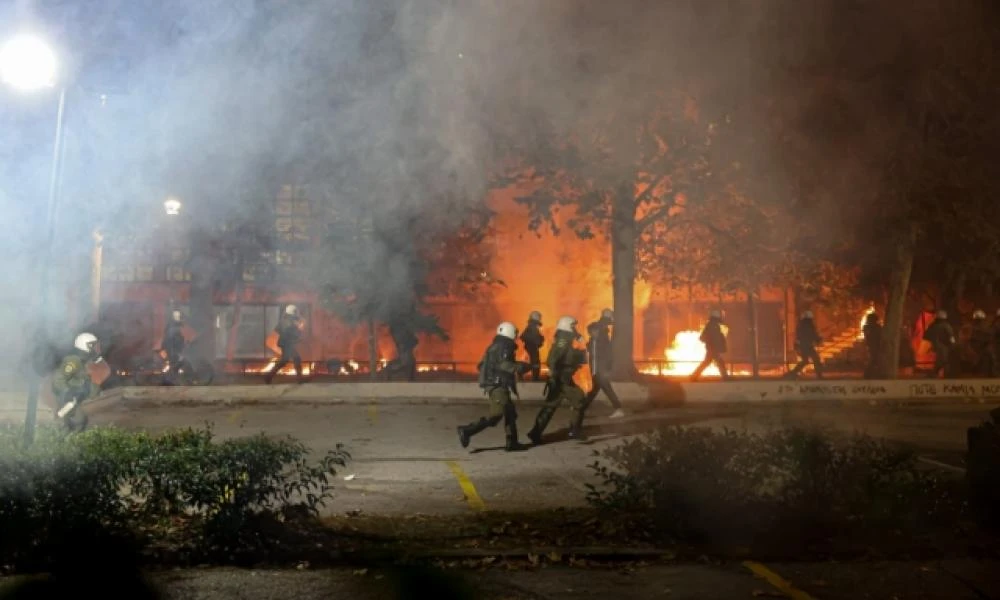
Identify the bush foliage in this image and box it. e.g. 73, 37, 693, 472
0, 423, 348, 569
585, 426, 964, 545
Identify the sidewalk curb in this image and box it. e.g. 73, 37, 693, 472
83, 379, 1000, 417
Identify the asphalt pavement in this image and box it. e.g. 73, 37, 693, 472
4, 560, 998, 599
14, 396, 984, 516
4, 393, 999, 598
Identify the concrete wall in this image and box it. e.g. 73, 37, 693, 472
93, 378, 1000, 409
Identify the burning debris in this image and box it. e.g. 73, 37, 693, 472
641, 324, 731, 378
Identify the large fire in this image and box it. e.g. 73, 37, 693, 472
640, 324, 730, 377
858, 305, 875, 340
244, 359, 314, 377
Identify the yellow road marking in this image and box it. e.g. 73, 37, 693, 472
446, 461, 486, 511
743, 562, 815, 600
367, 403, 377, 424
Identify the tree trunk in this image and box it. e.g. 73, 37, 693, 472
940, 267, 966, 327
187, 240, 218, 363
610, 189, 637, 380
747, 288, 760, 378
367, 318, 378, 381
225, 278, 245, 361
875, 224, 917, 379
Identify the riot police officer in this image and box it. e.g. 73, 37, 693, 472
265, 304, 305, 384
970, 309, 993, 376
520, 311, 544, 381
923, 310, 956, 378
786, 310, 824, 379
527, 316, 589, 444
862, 311, 883, 379
162, 309, 186, 382
52, 332, 104, 432
457, 321, 532, 451
584, 308, 624, 417
691, 309, 729, 382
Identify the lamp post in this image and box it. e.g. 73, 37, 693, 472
164, 196, 182, 216
1, 33, 66, 445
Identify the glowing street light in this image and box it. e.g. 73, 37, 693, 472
0, 34, 57, 92
164, 197, 182, 216
2, 32, 65, 446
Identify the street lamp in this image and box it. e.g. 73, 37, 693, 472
164, 197, 182, 216
1, 32, 66, 446
0, 34, 57, 91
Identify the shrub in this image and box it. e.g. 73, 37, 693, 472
0, 423, 348, 569
585, 426, 962, 546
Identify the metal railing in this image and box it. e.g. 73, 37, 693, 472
203, 356, 974, 382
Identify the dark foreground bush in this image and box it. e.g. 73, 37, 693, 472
0, 423, 348, 570
585, 426, 966, 548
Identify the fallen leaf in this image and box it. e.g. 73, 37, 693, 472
548, 551, 563, 563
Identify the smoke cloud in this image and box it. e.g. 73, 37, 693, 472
8, 0, 960, 384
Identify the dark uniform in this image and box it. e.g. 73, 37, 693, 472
862, 313, 883, 379
52, 350, 100, 432
970, 315, 993, 376
162, 315, 186, 380
457, 333, 531, 451
583, 318, 622, 410
691, 315, 729, 381
787, 315, 823, 378
923, 315, 956, 378
992, 312, 1000, 377
527, 328, 588, 444
389, 321, 418, 382
520, 318, 544, 381
266, 311, 304, 383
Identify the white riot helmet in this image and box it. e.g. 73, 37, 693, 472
802, 310, 814, 320
937, 310, 947, 319
74, 332, 99, 354
529, 311, 542, 323
285, 304, 298, 316
556, 315, 578, 333
600, 308, 614, 322
497, 321, 518, 340
974, 309, 986, 320
709, 309, 722, 319
172, 309, 183, 322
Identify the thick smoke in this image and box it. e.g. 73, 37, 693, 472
5, 0, 933, 384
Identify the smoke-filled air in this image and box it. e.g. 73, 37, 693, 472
2, 0, 999, 385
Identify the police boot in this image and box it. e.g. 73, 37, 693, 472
504, 417, 529, 452
505, 434, 529, 452
457, 418, 491, 448
527, 409, 553, 445
567, 409, 587, 441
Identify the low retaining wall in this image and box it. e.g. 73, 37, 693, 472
91, 378, 1000, 410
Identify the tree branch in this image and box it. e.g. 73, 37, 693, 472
636, 198, 679, 229
633, 173, 667, 208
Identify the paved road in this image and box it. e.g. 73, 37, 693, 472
4, 394, 993, 515
4, 560, 998, 599
14, 397, 977, 517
